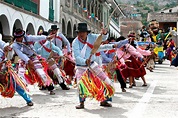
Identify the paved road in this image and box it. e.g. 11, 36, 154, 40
0, 60, 178, 118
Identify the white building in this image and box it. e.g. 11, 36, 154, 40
107, 0, 126, 38
0, 0, 60, 41
60, 0, 106, 42
158, 6, 178, 13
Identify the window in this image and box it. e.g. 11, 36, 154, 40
91, 2, 94, 13
49, 0, 53, 9
87, 1, 90, 12
83, 0, 86, 8
169, 9, 172, 13
78, 0, 81, 6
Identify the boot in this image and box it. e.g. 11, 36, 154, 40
75, 102, 84, 109
122, 88, 126, 92
100, 101, 112, 107
39, 86, 47, 90
59, 83, 70, 90
50, 90, 55, 95
27, 101, 34, 106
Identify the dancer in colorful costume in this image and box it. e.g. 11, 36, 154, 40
62, 47, 76, 85
34, 31, 70, 90
145, 43, 157, 72
50, 25, 75, 84
72, 23, 129, 109
12, 28, 55, 95
171, 48, 178, 67
0, 34, 33, 106
116, 32, 150, 88
166, 39, 176, 64
50, 25, 71, 54
148, 19, 171, 64
101, 37, 127, 92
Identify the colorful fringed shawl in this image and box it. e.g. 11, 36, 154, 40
0, 61, 28, 98
78, 69, 115, 101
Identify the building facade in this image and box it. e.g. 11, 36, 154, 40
120, 18, 143, 39
158, 6, 178, 13
0, 0, 59, 41
60, 0, 106, 41
60, 0, 124, 41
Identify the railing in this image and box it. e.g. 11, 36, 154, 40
49, 8, 54, 21
4, 0, 38, 14
111, 17, 119, 26
73, 2, 77, 12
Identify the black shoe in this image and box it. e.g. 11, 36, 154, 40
100, 101, 112, 107
150, 69, 153, 72
39, 86, 47, 90
62, 86, 70, 90
142, 84, 147, 87
132, 83, 136, 86
122, 88, 126, 92
75, 104, 84, 109
27, 102, 34, 106
60, 83, 70, 90
50, 91, 55, 95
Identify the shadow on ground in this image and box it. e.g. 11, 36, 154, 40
84, 106, 128, 118
0, 106, 32, 117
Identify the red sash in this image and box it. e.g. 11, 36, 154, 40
39, 41, 51, 53
23, 41, 34, 45
56, 36, 62, 41
78, 37, 93, 49
107, 49, 116, 54
78, 37, 100, 56
95, 52, 101, 56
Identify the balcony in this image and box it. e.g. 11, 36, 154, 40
111, 17, 119, 26
4, 0, 38, 14
49, 8, 54, 21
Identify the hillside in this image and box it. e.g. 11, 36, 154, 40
116, 0, 177, 7
116, 0, 178, 25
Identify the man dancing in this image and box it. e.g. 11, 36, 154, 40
12, 28, 55, 95
0, 33, 33, 106
34, 31, 70, 90
72, 23, 129, 109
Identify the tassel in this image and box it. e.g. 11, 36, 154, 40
9, 68, 29, 92
79, 80, 91, 98
1, 74, 15, 98
78, 69, 114, 101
